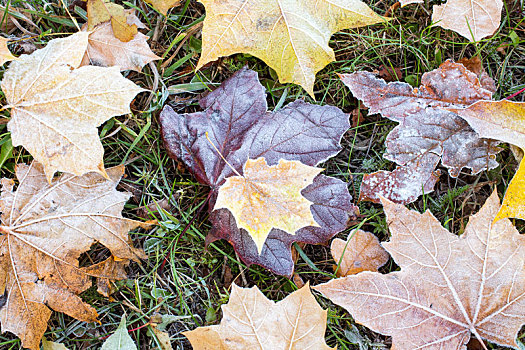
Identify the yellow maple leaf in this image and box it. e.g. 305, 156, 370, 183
1, 32, 145, 181
196, 0, 387, 97
0, 37, 15, 65
451, 100, 525, 221
214, 157, 322, 253
87, 0, 137, 42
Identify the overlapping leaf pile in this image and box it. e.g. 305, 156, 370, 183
160, 67, 358, 275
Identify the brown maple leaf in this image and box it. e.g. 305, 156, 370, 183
315, 190, 525, 349
184, 283, 334, 349
0, 162, 147, 350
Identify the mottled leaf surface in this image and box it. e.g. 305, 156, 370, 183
0, 163, 147, 350
341, 60, 500, 204
160, 67, 357, 275
315, 191, 525, 349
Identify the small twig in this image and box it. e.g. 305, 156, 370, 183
506, 86, 525, 100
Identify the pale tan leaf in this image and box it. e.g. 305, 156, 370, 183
0, 162, 147, 350
1, 32, 145, 181
185, 283, 334, 350
315, 190, 525, 349
42, 338, 70, 350
0, 37, 15, 65
197, 0, 387, 97
432, 0, 503, 41
214, 157, 322, 253
331, 229, 389, 277
81, 18, 160, 72
87, 0, 137, 42
399, 0, 423, 6
151, 327, 173, 350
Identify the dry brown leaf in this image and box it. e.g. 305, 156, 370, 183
331, 229, 389, 277
184, 283, 334, 349
143, 0, 180, 15
81, 11, 160, 72
315, 190, 525, 349
1, 32, 145, 181
0, 162, 147, 350
0, 37, 15, 65
432, 0, 503, 41
87, 0, 137, 42
197, 0, 387, 97
215, 157, 323, 253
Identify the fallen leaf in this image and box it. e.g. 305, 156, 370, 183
215, 157, 323, 253
196, 0, 387, 97
150, 327, 173, 350
340, 60, 500, 204
449, 100, 525, 221
87, 0, 137, 42
160, 67, 357, 275
432, 0, 503, 41
184, 283, 334, 349
81, 11, 160, 72
101, 315, 138, 350
42, 338, 69, 350
0, 162, 147, 350
457, 56, 497, 92
0, 37, 15, 65
1, 32, 145, 181
143, 0, 180, 15
331, 229, 389, 277
399, 0, 423, 6
314, 190, 525, 349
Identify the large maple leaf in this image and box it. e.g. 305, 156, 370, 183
341, 60, 500, 204
184, 283, 334, 349
1, 32, 145, 181
449, 100, 525, 221
0, 162, 147, 350
160, 67, 357, 275
314, 190, 525, 349
196, 0, 387, 97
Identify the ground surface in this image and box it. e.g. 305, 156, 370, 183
0, 0, 524, 349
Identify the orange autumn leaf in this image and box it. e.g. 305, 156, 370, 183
184, 283, 333, 349
215, 157, 322, 253
0, 162, 147, 350
315, 190, 525, 349
331, 229, 389, 277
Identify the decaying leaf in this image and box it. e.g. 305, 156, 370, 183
160, 67, 357, 275
340, 60, 500, 204
331, 229, 389, 277
143, 0, 180, 15
0, 162, 147, 350
0, 37, 15, 65
196, 0, 387, 97
87, 0, 137, 42
432, 0, 503, 41
215, 157, 322, 253
184, 283, 334, 349
81, 11, 160, 71
1, 32, 145, 181
449, 100, 525, 221
315, 190, 525, 349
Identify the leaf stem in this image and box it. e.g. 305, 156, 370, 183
205, 131, 243, 177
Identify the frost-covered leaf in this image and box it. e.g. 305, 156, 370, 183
101, 315, 138, 350
449, 100, 525, 221
81, 11, 160, 72
0, 163, 147, 350
1, 32, 145, 181
184, 284, 334, 349
340, 60, 500, 204
432, 0, 503, 41
160, 67, 357, 275
215, 157, 322, 253
196, 0, 387, 97
331, 229, 389, 277
315, 190, 525, 349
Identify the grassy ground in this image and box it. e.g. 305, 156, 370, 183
0, 0, 524, 349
